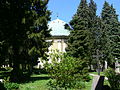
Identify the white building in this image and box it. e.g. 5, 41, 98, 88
48, 18, 70, 52
37, 18, 70, 68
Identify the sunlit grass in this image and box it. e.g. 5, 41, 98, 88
20, 80, 49, 90
19, 72, 109, 90
89, 71, 105, 76
19, 74, 50, 90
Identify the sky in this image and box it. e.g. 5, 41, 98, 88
48, 0, 120, 23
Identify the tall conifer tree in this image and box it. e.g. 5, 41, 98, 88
88, 0, 98, 70
101, 1, 120, 68
0, 0, 51, 82
89, 0, 96, 19
109, 5, 120, 63
66, 0, 91, 63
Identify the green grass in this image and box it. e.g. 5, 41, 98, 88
83, 77, 93, 90
19, 74, 50, 90
89, 71, 105, 76
20, 79, 49, 90
19, 74, 93, 90
18, 72, 109, 90
83, 72, 109, 90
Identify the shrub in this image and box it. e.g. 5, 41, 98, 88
45, 51, 90, 89
104, 68, 120, 90
3, 76, 19, 90
4, 82, 19, 90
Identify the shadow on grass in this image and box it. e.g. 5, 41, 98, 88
0, 69, 50, 84
29, 75, 50, 82
18, 74, 50, 84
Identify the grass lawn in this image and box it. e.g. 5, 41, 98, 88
19, 74, 50, 90
89, 72, 105, 76
19, 74, 92, 90
19, 72, 109, 90
20, 79, 49, 90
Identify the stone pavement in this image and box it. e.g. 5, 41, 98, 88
89, 73, 108, 80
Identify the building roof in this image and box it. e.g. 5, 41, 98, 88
48, 19, 70, 36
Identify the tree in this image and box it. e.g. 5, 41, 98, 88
109, 5, 120, 63
66, 0, 100, 71
89, 0, 97, 19
101, 1, 120, 68
25, 0, 51, 73
88, 0, 98, 70
0, 0, 11, 66
0, 0, 51, 82
92, 17, 108, 71
66, 0, 91, 61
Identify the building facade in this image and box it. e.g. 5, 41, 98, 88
48, 18, 70, 53
37, 19, 70, 68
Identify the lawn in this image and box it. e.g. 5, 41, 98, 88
89, 71, 104, 76
19, 74, 50, 90
19, 72, 109, 90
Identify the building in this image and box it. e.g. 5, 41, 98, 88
47, 18, 70, 53
37, 18, 70, 68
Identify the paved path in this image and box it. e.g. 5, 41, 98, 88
89, 73, 108, 80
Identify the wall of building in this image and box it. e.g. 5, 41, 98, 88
37, 38, 68, 68
48, 38, 68, 53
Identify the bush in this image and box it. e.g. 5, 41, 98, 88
104, 68, 120, 90
45, 51, 90, 89
4, 82, 19, 90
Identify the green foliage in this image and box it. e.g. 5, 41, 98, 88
4, 76, 10, 83
45, 51, 90, 89
3, 76, 19, 90
66, 0, 99, 71
89, 0, 97, 18
0, 0, 51, 82
4, 82, 19, 90
66, 0, 92, 61
104, 68, 120, 90
101, 1, 120, 67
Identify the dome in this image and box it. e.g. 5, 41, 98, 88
48, 19, 70, 36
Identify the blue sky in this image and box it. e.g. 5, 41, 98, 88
48, 0, 120, 23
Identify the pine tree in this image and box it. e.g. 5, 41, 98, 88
89, 0, 107, 71
110, 5, 120, 63
93, 17, 108, 71
101, 1, 120, 68
0, 0, 10, 66
26, 0, 51, 73
115, 23, 120, 62
0, 0, 51, 82
88, 0, 98, 70
89, 0, 97, 19
66, 0, 91, 62
101, 1, 113, 67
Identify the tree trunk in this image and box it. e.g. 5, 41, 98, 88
10, 47, 23, 82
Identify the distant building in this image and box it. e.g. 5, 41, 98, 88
37, 19, 70, 68
47, 18, 70, 53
